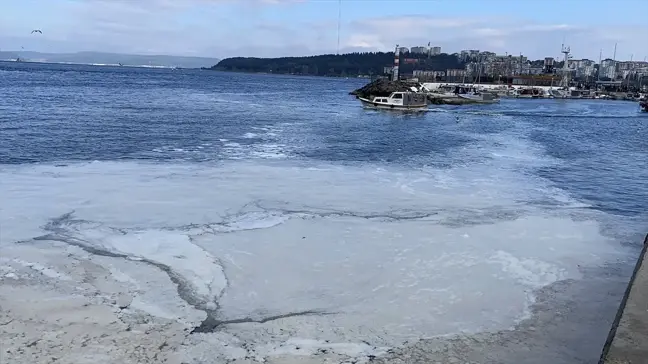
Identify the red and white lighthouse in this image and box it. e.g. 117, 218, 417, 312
392, 44, 400, 81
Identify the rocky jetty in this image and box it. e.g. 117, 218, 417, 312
349, 79, 416, 98
349, 79, 474, 105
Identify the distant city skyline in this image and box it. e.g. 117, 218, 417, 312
1, 0, 647, 60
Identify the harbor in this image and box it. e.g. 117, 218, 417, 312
350, 78, 647, 108
351, 43, 647, 108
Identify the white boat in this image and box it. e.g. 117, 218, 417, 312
358, 91, 428, 111
457, 91, 500, 104
549, 88, 569, 98
487, 85, 512, 98
516, 87, 546, 99
428, 84, 461, 100
549, 87, 591, 99
453, 86, 500, 104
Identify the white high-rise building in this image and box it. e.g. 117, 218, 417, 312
600, 59, 617, 79
410, 46, 428, 54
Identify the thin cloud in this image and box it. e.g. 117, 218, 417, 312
1, 2, 645, 61
340, 16, 645, 60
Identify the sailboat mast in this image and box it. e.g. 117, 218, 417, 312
597, 49, 602, 82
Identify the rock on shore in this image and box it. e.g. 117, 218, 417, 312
348, 79, 465, 105
349, 79, 417, 99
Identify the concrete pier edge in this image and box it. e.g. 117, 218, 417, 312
598, 233, 648, 364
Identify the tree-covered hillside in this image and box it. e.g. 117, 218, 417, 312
212, 52, 465, 77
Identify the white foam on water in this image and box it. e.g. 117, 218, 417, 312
250, 143, 288, 159
102, 229, 225, 299
1, 258, 72, 281
258, 338, 390, 358
202, 214, 612, 344
0, 127, 631, 361
46, 222, 227, 311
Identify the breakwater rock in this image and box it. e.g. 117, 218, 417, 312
349, 79, 476, 105
349, 79, 416, 98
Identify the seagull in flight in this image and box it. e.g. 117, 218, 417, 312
31, 29, 42, 34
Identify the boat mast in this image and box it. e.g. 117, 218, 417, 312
474, 55, 482, 87
612, 43, 618, 90
597, 49, 602, 82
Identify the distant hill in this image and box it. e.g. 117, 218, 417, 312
0, 51, 219, 68
212, 52, 465, 77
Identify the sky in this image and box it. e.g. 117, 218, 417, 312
1, 0, 647, 61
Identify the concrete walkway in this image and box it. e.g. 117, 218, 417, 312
599, 234, 648, 364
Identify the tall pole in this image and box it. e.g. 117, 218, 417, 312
612, 43, 617, 82
336, 0, 341, 55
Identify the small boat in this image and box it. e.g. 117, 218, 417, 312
358, 91, 428, 111
429, 85, 461, 100
454, 86, 500, 104
549, 88, 569, 98
457, 91, 500, 104
516, 87, 546, 99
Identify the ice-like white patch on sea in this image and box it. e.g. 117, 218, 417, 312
80, 227, 227, 308
0, 128, 629, 361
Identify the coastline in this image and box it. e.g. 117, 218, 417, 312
599, 234, 648, 363
206, 68, 371, 79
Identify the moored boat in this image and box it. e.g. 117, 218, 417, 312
454, 86, 500, 104
516, 87, 546, 99
357, 91, 428, 111
428, 84, 461, 100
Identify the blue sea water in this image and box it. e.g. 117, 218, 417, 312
1, 62, 646, 219
0, 61, 647, 363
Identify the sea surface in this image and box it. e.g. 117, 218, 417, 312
1, 61, 647, 363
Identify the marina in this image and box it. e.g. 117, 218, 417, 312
351, 79, 646, 110
350, 44, 646, 110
